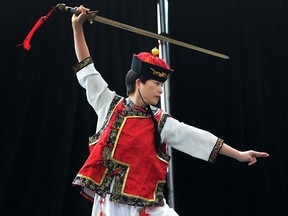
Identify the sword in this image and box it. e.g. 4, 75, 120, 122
56, 3, 229, 60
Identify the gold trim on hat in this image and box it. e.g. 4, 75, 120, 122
150, 68, 167, 78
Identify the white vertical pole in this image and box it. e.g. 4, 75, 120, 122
157, 0, 175, 209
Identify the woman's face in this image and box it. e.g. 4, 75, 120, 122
138, 79, 164, 106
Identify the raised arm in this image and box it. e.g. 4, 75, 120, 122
71, 5, 91, 62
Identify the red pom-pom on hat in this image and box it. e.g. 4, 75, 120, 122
136, 47, 170, 70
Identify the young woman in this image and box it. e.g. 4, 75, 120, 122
71, 5, 269, 216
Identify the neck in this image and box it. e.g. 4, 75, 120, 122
129, 93, 147, 108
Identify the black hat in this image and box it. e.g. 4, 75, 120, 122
131, 48, 174, 83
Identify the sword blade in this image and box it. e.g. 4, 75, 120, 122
94, 15, 229, 60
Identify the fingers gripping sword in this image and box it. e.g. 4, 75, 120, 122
56, 3, 229, 60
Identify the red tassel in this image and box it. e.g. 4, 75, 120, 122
139, 207, 150, 216
17, 6, 56, 51
97, 198, 104, 216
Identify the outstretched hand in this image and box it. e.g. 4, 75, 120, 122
238, 150, 269, 166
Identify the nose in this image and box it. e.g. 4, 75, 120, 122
158, 86, 164, 94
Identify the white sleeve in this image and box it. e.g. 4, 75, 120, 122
76, 63, 116, 131
161, 117, 218, 161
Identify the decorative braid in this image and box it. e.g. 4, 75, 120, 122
147, 105, 162, 153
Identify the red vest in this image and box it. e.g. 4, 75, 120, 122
73, 96, 170, 207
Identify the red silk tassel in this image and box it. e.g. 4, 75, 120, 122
17, 6, 56, 51
97, 198, 104, 216
139, 207, 150, 216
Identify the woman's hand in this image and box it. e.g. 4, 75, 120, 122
71, 5, 90, 30
237, 150, 269, 166
220, 143, 269, 166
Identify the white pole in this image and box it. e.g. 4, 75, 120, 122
157, 0, 175, 209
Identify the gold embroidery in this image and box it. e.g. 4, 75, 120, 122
150, 68, 167, 78
74, 96, 170, 207
209, 138, 224, 163
72, 57, 93, 73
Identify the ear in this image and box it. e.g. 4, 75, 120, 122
135, 78, 141, 88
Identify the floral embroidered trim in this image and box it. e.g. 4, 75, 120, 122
208, 138, 224, 163
89, 95, 123, 145
79, 95, 170, 207
158, 112, 171, 162
72, 57, 94, 73
110, 174, 166, 207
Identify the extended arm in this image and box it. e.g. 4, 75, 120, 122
70, 5, 116, 131
72, 5, 91, 62
219, 143, 269, 166
162, 117, 269, 165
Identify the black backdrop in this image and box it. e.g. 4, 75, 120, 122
1, 0, 287, 216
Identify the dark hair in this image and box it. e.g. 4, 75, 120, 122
125, 69, 162, 153
125, 69, 148, 96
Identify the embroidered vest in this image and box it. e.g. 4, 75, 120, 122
73, 96, 170, 207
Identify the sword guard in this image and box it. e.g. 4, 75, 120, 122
86, 11, 98, 24
56, 3, 98, 24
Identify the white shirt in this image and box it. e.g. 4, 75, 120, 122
76, 63, 219, 216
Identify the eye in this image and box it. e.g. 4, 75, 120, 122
155, 81, 163, 87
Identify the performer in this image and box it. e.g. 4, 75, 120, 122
71, 5, 269, 216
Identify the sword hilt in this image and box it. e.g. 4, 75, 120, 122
56, 3, 98, 24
